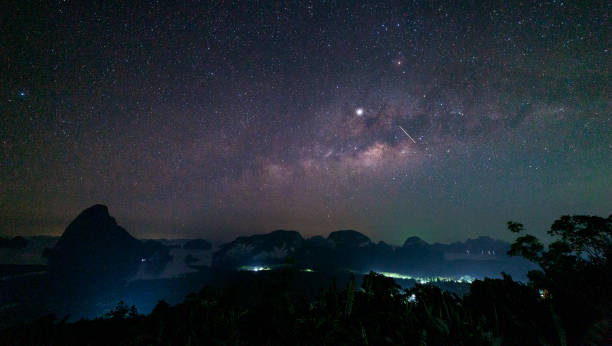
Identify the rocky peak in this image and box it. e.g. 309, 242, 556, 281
43, 205, 170, 278
52, 204, 138, 255
402, 236, 429, 248
327, 230, 372, 248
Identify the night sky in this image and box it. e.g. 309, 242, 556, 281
1, 1, 610, 244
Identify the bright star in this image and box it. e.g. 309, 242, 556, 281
356, 108, 364, 116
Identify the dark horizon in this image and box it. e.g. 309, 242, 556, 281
4, 203, 539, 247
5, 202, 610, 246
2, 1, 610, 244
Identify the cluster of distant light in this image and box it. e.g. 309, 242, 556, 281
235, 266, 473, 284
238, 265, 271, 272
238, 265, 316, 273
375, 271, 475, 284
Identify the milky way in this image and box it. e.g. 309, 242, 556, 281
1, 1, 610, 243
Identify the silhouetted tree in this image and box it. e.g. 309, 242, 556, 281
507, 214, 612, 344
104, 301, 138, 320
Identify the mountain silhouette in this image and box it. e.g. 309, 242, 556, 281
212, 229, 534, 279
43, 204, 170, 279
212, 230, 303, 267
327, 230, 372, 248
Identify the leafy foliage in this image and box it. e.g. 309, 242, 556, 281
507, 214, 612, 344
0, 271, 570, 345
104, 301, 138, 320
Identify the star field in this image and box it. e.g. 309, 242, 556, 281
1, 1, 610, 243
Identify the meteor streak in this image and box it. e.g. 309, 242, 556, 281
399, 126, 416, 143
